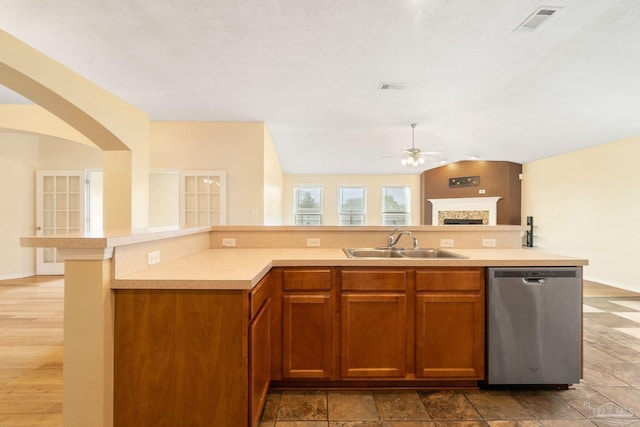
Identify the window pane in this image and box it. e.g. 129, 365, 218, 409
339, 214, 365, 226
383, 213, 409, 226
295, 187, 322, 213
339, 187, 365, 212
382, 187, 410, 213
295, 214, 322, 226
338, 187, 365, 226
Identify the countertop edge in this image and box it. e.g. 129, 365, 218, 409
112, 248, 588, 290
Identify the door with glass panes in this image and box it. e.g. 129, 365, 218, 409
179, 171, 227, 226
35, 171, 85, 274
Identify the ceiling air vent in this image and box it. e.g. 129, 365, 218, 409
514, 7, 561, 32
378, 83, 408, 91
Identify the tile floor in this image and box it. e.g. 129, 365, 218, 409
259, 289, 640, 427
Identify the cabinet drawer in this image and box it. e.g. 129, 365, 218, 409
250, 275, 270, 319
415, 268, 484, 292
340, 270, 407, 292
283, 269, 331, 291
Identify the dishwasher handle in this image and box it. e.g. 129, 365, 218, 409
523, 277, 547, 285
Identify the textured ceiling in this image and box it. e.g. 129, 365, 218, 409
1, 0, 639, 174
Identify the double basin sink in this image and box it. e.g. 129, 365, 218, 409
343, 248, 467, 259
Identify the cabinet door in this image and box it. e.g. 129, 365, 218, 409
282, 294, 332, 378
415, 294, 484, 379
249, 298, 271, 427
341, 293, 406, 378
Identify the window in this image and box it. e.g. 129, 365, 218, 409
338, 186, 366, 225
382, 186, 410, 226
294, 186, 323, 225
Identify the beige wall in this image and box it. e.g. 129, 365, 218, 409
283, 174, 421, 226
148, 171, 180, 227
0, 133, 38, 279
150, 122, 272, 225
522, 137, 640, 291
1, 31, 150, 231
0, 132, 103, 279
36, 134, 103, 169
263, 125, 283, 225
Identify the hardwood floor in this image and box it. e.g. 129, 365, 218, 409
1, 276, 639, 427
0, 276, 63, 427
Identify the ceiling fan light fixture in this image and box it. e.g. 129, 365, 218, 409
401, 123, 423, 167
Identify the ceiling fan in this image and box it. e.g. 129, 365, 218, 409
384, 124, 441, 166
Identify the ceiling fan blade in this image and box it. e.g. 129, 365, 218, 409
402, 149, 442, 156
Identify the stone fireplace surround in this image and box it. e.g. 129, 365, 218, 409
428, 197, 501, 226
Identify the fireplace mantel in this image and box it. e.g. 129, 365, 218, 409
428, 197, 502, 226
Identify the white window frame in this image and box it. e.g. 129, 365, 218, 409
338, 186, 366, 226
381, 186, 411, 226
294, 186, 323, 225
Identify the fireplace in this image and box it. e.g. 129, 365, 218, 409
428, 197, 501, 225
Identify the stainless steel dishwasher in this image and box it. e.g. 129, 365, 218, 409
487, 267, 582, 385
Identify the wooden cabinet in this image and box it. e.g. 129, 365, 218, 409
114, 289, 248, 427
249, 274, 272, 427
340, 270, 408, 378
113, 266, 486, 427
281, 269, 334, 379
415, 268, 485, 379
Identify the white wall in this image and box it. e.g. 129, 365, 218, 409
522, 137, 640, 291
283, 174, 421, 226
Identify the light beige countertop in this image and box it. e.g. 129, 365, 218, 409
113, 248, 588, 290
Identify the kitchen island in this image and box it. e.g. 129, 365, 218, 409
21, 226, 588, 427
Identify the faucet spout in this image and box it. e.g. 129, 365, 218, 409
387, 228, 413, 248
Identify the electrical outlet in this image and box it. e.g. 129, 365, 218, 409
482, 238, 497, 247
148, 250, 160, 266
479, 189, 486, 194
222, 238, 236, 247
307, 238, 321, 247
440, 238, 454, 248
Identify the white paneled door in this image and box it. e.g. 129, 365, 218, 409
35, 171, 85, 275
179, 171, 227, 226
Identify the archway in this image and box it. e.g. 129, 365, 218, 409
0, 30, 149, 230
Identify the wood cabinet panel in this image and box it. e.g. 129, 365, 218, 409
340, 269, 407, 292
416, 268, 484, 292
282, 294, 333, 378
249, 298, 271, 427
114, 290, 247, 427
283, 269, 331, 291
416, 294, 484, 379
250, 274, 271, 318
341, 293, 407, 378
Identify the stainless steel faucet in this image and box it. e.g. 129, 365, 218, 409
387, 228, 413, 249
